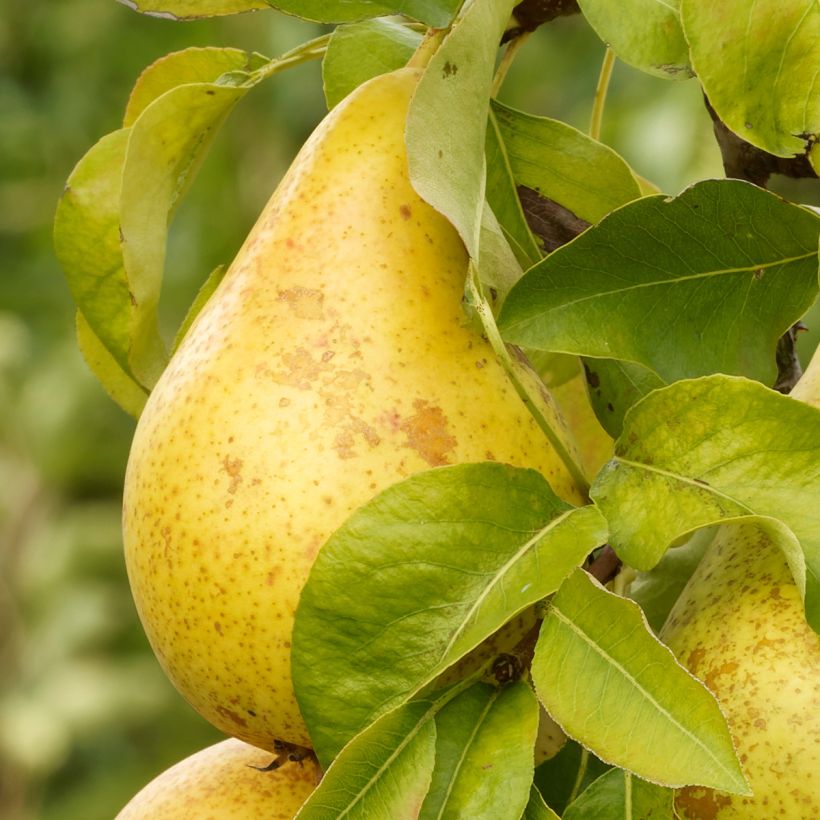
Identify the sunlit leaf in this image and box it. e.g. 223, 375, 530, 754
295, 700, 437, 819
420, 682, 538, 820
590, 375, 820, 628
293, 462, 606, 764
268, 0, 461, 26
682, 0, 820, 157
578, 0, 691, 79
76, 311, 148, 419
532, 569, 749, 792
120, 82, 247, 386
322, 19, 421, 109
124, 47, 259, 125
523, 785, 560, 820
499, 180, 820, 386
485, 109, 542, 269
490, 101, 642, 225
118, 0, 268, 19
407, 0, 516, 257
54, 130, 141, 379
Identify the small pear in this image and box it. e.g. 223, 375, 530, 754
116, 738, 320, 818
661, 524, 820, 817
123, 67, 583, 751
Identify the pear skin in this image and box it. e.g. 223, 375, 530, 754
116, 738, 320, 819
122, 67, 584, 751
661, 524, 820, 818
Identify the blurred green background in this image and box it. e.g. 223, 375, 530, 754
0, 2, 815, 817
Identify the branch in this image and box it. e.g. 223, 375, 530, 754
775, 322, 809, 394
586, 545, 621, 585
504, 0, 581, 42
704, 97, 818, 187
517, 185, 590, 252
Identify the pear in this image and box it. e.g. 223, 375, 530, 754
661, 524, 820, 817
122, 66, 584, 752
116, 738, 320, 818
549, 368, 613, 481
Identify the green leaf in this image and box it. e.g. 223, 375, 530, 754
295, 700, 437, 820
76, 311, 148, 419
119, 81, 248, 386
532, 568, 749, 793
54, 130, 139, 379
124, 47, 259, 125
681, 0, 820, 158
485, 109, 542, 269
292, 462, 606, 764
119, 0, 268, 18
323, 19, 422, 109
577, 0, 691, 79
627, 528, 715, 634
499, 180, 820, 386
490, 101, 642, 225
420, 681, 538, 820
581, 358, 664, 439
563, 768, 674, 820
590, 375, 820, 628
523, 786, 560, 820
407, 0, 516, 257
268, 0, 461, 26
171, 264, 227, 353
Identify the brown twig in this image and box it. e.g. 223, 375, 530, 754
517, 185, 590, 252
504, 0, 581, 43
775, 322, 809, 393
704, 96, 818, 188
586, 545, 621, 585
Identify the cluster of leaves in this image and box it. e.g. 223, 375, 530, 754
54, 0, 820, 817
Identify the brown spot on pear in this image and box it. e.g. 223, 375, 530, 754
122, 68, 584, 752
116, 738, 320, 819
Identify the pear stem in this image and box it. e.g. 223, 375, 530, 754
491, 32, 531, 97
589, 47, 615, 141
407, 28, 448, 70
466, 265, 591, 499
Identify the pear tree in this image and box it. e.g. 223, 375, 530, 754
54, 1, 820, 818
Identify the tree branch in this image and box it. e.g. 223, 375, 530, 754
704, 96, 818, 187
504, 0, 581, 42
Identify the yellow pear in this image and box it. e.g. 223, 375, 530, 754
116, 738, 320, 818
548, 367, 613, 481
122, 67, 584, 752
661, 525, 820, 817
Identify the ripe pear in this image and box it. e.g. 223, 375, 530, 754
122, 67, 584, 752
661, 522, 820, 818
116, 738, 320, 818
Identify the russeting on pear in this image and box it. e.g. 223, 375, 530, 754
122, 67, 584, 751
116, 738, 320, 818
661, 509, 820, 811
